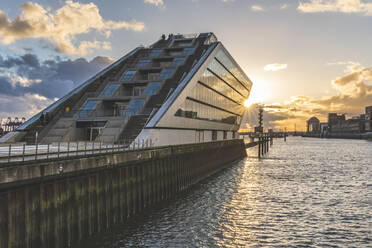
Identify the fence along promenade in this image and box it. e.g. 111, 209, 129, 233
0, 139, 154, 163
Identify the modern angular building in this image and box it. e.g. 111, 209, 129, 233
11, 33, 252, 146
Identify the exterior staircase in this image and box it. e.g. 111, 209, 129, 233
95, 117, 129, 143
118, 115, 150, 144
40, 118, 75, 143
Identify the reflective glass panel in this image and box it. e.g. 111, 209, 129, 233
175, 99, 239, 125
173, 57, 185, 66
121, 70, 136, 81
123, 98, 145, 116
150, 49, 162, 58
136, 59, 150, 68
77, 100, 100, 118
100, 84, 119, 97
199, 69, 245, 104
188, 83, 244, 115
208, 60, 249, 97
159, 68, 174, 80
184, 48, 195, 55
144, 82, 162, 95
215, 50, 252, 91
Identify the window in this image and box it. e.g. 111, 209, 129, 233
173, 57, 185, 66
184, 48, 195, 55
133, 86, 146, 96
150, 49, 162, 58
159, 68, 174, 80
136, 59, 150, 68
144, 82, 162, 95
174, 40, 192, 47
100, 84, 119, 97
77, 100, 100, 118
223, 131, 227, 140
212, 130, 217, 141
121, 70, 136, 81
123, 98, 145, 116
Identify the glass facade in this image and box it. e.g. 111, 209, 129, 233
123, 98, 145, 116
150, 49, 162, 58
215, 50, 252, 90
199, 70, 245, 104
77, 100, 100, 118
173, 57, 185, 66
174, 47, 250, 126
144, 82, 162, 95
184, 48, 195, 55
121, 70, 136, 81
175, 99, 239, 125
188, 83, 243, 115
100, 84, 119, 97
160, 68, 175, 80
136, 59, 150, 68
208, 60, 249, 98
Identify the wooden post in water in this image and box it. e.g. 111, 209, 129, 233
258, 135, 261, 158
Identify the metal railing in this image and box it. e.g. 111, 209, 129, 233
0, 139, 154, 164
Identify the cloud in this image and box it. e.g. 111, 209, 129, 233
251, 5, 265, 11
0, 93, 54, 119
298, 0, 372, 15
0, 53, 114, 118
0, 1, 145, 55
264, 63, 288, 71
144, 0, 165, 8
242, 62, 372, 131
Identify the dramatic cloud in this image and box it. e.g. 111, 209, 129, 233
242, 63, 372, 131
298, 0, 372, 15
251, 5, 265, 11
264, 63, 288, 71
144, 0, 165, 8
0, 1, 145, 55
0, 53, 114, 117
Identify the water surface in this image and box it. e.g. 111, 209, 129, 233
84, 137, 372, 247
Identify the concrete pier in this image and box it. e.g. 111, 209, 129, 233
0, 139, 246, 248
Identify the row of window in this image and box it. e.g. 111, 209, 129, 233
175, 99, 240, 125
121, 68, 175, 82
136, 57, 185, 68
215, 50, 252, 92
150, 48, 195, 58
78, 97, 146, 118
199, 69, 246, 105
188, 83, 244, 115
208, 59, 249, 98
100, 82, 162, 97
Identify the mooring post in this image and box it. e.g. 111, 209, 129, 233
258, 135, 261, 158
7, 144, 11, 163
22, 144, 25, 162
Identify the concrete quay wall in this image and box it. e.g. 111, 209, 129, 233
0, 139, 246, 248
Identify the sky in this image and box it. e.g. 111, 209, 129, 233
0, 0, 371, 131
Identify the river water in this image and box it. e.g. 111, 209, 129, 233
84, 137, 372, 247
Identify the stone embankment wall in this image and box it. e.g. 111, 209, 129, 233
0, 139, 246, 248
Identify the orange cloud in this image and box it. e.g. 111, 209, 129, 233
0, 1, 145, 55
242, 63, 372, 131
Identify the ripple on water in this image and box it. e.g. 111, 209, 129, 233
82, 138, 372, 248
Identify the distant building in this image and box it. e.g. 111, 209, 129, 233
307, 117, 320, 133
328, 113, 345, 126
330, 118, 364, 133
366, 106, 372, 131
